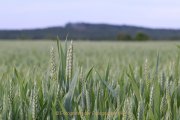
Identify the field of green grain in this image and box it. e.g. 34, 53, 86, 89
0, 40, 180, 120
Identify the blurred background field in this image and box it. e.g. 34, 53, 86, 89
0, 40, 179, 76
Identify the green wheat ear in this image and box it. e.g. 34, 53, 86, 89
160, 94, 167, 116
122, 99, 128, 120
144, 58, 150, 89
66, 41, 73, 81
122, 98, 133, 120
50, 46, 57, 81
161, 72, 166, 92
137, 100, 144, 120
149, 85, 154, 111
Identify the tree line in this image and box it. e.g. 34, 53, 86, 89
1, 23, 180, 40
117, 32, 150, 41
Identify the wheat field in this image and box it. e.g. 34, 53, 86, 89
0, 40, 180, 120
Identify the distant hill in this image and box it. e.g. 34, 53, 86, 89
1, 23, 180, 40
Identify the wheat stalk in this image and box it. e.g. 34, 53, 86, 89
137, 100, 144, 120
32, 81, 38, 120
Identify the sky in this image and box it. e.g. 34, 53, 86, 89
1, 0, 180, 29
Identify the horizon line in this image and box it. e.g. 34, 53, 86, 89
1, 22, 180, 31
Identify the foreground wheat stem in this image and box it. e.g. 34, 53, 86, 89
32, 81, 38, 120
137, 100, 144, 120
8, 79, 13, 120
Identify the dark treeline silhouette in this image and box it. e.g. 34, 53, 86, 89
1, 23, 180, 40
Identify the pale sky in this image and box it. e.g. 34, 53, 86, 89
1, 0, 180, 29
